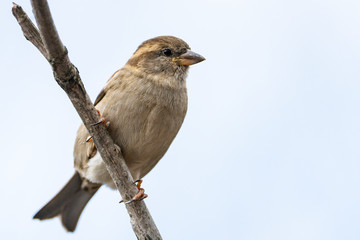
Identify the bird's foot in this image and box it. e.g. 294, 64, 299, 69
86, 110, 110, 142
91, 109, 110, 127
119, 179, 148, 204
86, 136, 93, 142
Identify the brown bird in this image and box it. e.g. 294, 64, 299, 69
33, 36, 205, 232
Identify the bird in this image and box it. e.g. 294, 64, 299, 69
33, 36, 205, 232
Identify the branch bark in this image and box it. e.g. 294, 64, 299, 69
12, 2, 162, 239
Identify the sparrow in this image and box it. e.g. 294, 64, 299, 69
33, 36, 205, 232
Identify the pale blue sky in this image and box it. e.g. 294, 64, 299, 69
1, 0, 360, 239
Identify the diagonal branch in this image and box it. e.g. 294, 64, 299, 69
12, 2, 162, 239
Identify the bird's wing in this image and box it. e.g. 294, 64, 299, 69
94, 69, 123, 106
94, 88, 106, 106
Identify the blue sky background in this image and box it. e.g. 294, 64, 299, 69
1, 0, 360, 239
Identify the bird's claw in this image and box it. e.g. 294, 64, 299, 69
91, 117, 106, 126
86, 110, 110, 142
91, 109, 110, 127
119, 179, 148, 204
121, 189, 148, 204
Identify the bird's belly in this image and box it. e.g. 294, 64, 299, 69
84, 144, 167, 190
83, 141, 168, 190
124, 137, 174, 180
121, 111, 183, 180
83, 104, 185, 188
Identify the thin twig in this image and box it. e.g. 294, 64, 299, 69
12, 3, 47, 58
12, 2, 162, 239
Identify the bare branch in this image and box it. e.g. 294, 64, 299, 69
12, 1, 162, 239
12, 3, 47, 58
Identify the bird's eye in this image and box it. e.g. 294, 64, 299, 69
163, 48, 172, 56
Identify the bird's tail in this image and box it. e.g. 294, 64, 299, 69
33, 172, 101, 232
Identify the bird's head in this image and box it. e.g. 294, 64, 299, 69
126, 36, 205, 84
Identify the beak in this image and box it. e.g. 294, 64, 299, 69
174, 50, 205, 66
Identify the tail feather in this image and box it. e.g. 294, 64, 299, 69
34, 172, 100, 232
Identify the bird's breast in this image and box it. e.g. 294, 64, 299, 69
100, 80, 187, 180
